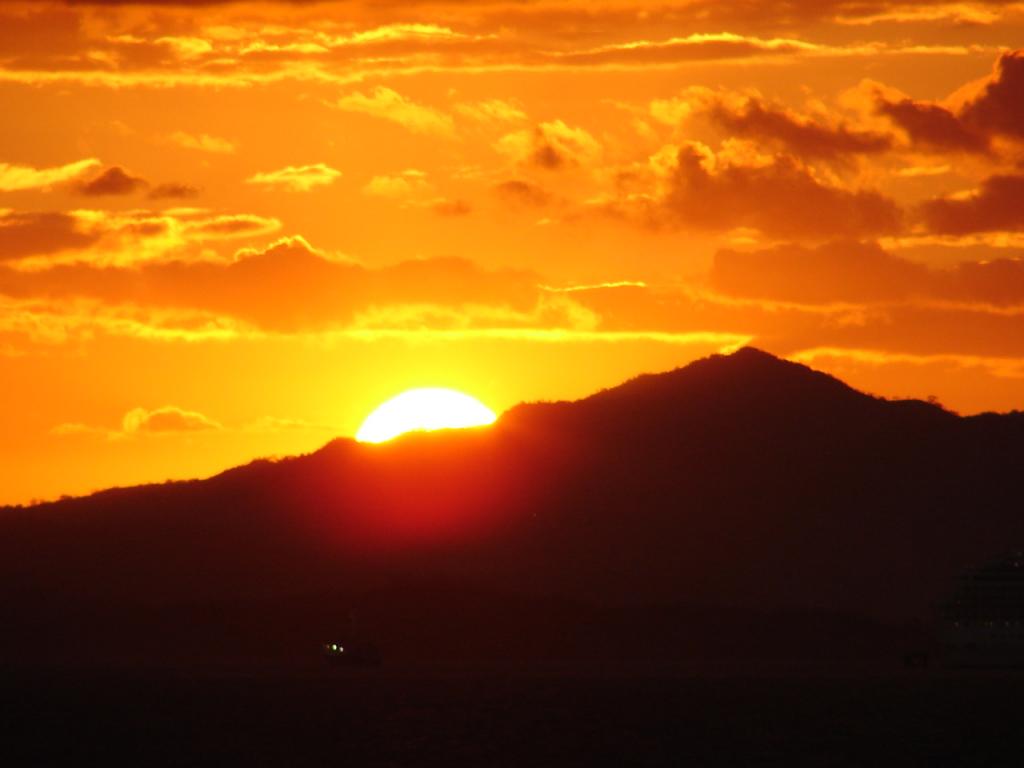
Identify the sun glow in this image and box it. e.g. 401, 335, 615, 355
355, 388, 497, 443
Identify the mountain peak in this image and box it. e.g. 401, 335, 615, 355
729, 345, 779, 361
577, 346, 868, 411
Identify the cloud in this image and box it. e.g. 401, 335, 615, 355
649, 0, 1019, 29
155, 35, 214, 59
0, 235, 541, 333
362, 169, 431, 198
711, 239, 1024, 308
960, 49, 1024, 141
920, 174, 1024, 234
1, 296, 247, 352
893, 164, 952, 178
75, 166, 147, 196
149, 182, 201, 200
832, 4, 1008, 26
0, 5, 995, 93
0, 287, 750, 357
165, 131, 236, 154
0, 208, 281, 267
712, 240, 926, 304
496, 120, 601, 170
334, 87, 455, 137
0, 158, 100, 192
609, 141, 902, 239
183, 213, 282, 240
54, 404, 223, 440
704, 94, 893, 162
493, 179, 552, 208
6, 229, 1024, 382
0, 212, 100, 261
431, 198, 472, 216
875, 96, 989, 154
122, 405, 221, 434
246, 164, 342, 192
868, 49, 1024, 154
3, 235, 760, 347
455, 99, 527, 124
550, 32, 844, 66
665, 68, 1022, 166
779, 302, 1024, 360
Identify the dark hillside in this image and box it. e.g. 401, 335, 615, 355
2, 348, 1021, 669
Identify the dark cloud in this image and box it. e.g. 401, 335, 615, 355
656, 1, 1022, 29
709, 97, 892, 162
712, 239, 1024, 307
531, 141, 563, 169
148, 182, 201, 200
873, 49, 1023, 155
921, 174, 1024, 234
952, 257, 1024, 306
773, 302, 1024, 360
0, 208, 280, 266
547, 251, 1024, 361
876, 98, 989, 154
494, 180, 551, 208
76, 167, 147, 197
432, 199, 472, 216
0, 236, 540, 332
961, 49, 1024, 140
60, 0, 277, 5
0, 212, 99, 261
629, 144, 902, 239
190, 215, 276, 238
712, 241, 925, 304
698, 239, 1024, 362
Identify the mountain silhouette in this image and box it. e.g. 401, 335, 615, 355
3, 347, 1023, 669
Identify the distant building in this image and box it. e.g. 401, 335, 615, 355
938, 551, 1024, 649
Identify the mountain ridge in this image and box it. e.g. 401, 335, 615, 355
2, 347, 1022, 668
0, 347, 970, 512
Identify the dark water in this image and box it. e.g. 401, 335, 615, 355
2, 668, 1021, 766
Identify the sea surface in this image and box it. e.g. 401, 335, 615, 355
2, 666, 1021, 766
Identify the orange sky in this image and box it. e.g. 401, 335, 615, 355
2, 0, 1024, 504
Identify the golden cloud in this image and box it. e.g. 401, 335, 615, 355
334, 87, 455, 136
603, 141, 903, 239
362, 169, 432, 199
496, 120, 601, 170
122, 405, 221, 434
246, 164, 343, 192
0, 208, 281, 267
165, 131, 237, 154
0, 158, 101, 192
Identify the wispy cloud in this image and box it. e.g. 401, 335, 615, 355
246, 164, 343, 192
334, 87, 455, 136
165, 131, 236, 154
0, 158, 101, 192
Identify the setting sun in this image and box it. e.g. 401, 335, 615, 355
355, 388, 498, 443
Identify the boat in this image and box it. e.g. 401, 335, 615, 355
322, 639, 382, 668
322, 611, 382, 668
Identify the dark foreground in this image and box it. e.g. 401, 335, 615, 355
2, 667, 1022, 767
